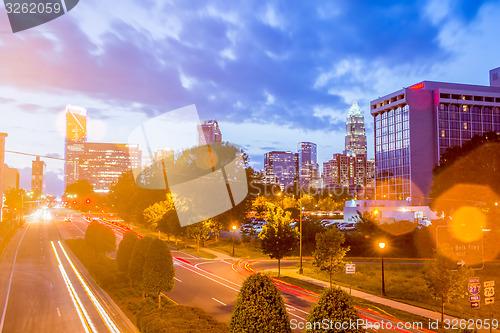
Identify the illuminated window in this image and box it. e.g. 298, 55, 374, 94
441, 130, 445, 137
463, 123, 468, 130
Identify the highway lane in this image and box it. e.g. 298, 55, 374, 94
0, 209, 137, 333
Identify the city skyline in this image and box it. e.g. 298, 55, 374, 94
1, 0, 500, 196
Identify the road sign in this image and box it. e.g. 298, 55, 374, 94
484, 287, 495, 297
483, 281, 495, 300
485, 297, 495, 305
345, 264, 355, 274
471, 301, 480, 309
484, 281, 495, 288
470, 295, 480, 302
436, 226, 483, 269
469, 277, 481, 295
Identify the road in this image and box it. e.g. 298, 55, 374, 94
1, 208, 429, 332
0, 208, 137, 333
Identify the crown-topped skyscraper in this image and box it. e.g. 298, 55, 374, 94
343, 101, 367, 156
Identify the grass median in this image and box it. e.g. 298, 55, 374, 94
279, 260, 500, 320
65, 238, 229, 333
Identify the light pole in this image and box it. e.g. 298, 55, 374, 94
232, 225, 237, 257
299, 206, 304, 274
379, 242, 386, 296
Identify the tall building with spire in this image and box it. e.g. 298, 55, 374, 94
65, 105, 87, 189
344, 102, 367, 156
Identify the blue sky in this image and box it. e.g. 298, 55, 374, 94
0, 0, 499, 195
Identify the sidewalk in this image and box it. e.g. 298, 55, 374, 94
272, 267, 458, 322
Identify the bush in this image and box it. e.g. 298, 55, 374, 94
117, 231, 139, 272
230, 273, 291, 333
306, 288, 363, 333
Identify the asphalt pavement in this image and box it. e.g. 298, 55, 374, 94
0, 209, 137, 333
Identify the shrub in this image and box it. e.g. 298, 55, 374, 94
230, 273, 291, 333
306, 288, 363, 333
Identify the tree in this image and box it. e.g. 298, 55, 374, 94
252, 196, 270, 219
313, 228, 350, 288
187, 220, 211, 251
353, 211, 382, 238
143, 194, 182, 242
230, 273, 291, 333
259, 207, 299, 276
422, 253, 470, 322
430, 132, 500, 219
207, 218, 224, 242
143, 239, 175, 308
306, 288, 363, 333
128, 237, 153, 293
4, 188, 25, 211
116, 231, 139, 273
84, 221, 116, 256
108, 170, 165, 225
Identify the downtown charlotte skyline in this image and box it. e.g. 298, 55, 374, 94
1, 0, 500, 196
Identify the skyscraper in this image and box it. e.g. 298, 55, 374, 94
344, 102, 367, 156
79, 143, 141, 193
298, 142, 318, 188
370, 75, 500, 204
264, 151, 299, 188
32, 156, 45, 197
0, 133, 7, 222
198, 120, 222, 145
65, 105, 87, 189
64, 106, 142, 193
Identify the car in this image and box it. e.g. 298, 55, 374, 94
338, 222, 356, 231
418, 219, 432, 228
64, 217, 72, 222
320, 219, 342, 228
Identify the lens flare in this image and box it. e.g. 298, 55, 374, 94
450, 206, 485, 243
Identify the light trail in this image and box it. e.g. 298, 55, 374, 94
50, 241, 94, 333
57, 241, 121, 333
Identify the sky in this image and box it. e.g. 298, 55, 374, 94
0, 0, 499, 196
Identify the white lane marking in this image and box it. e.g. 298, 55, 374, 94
50, 282, 53, 288
174, 260, 240, 292
174, 277, 182, 283
0, 222, 31, 332
174, 259, 307, 321
56, 307, 61, 317
174, 258, 241, 288
194, 261, 219, 269
212, 298, 226, 306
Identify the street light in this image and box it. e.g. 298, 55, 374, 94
299, 206, 304, 274
232, 225, 237, 256
379, 241, 386, 296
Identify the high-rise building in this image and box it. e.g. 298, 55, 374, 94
264, 151, 299, 188
0, 133, 7, 222
31, 156, 45, 197
344, 102, 367, 156
65, 105, 87, 189
298, 142, 318, 188
79, 143, 141, 193
370, 75, 500, 204
64, 105, 142, 193
322, 153, 367, 188
2, 165, 19, 191
198, 120, 222, 145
